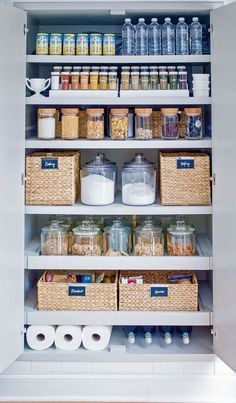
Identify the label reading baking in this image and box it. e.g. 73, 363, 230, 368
41, 158, 58, 170
68, 286, 86, 297
150, 286, 168, 297
177, 158, 194, 170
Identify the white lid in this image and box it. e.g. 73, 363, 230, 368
125, 18, 131, 23
139, 17, 145, 22
179, 17, 185, 22
51, 72, 60, 76
151, 18, 158, 22
192, 17, 199, 22
165, 17, 171, 22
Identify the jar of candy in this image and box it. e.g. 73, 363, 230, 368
36, 33, 49, 55
104, 220, 130, 256
184, 108, 202, 139
159, 71, 168, 90
41, 221, 69, 256
167, 220, 195, 256
90, 33, 102, 55
169, 71, 178, 90
49, 33, 62, 55
72, 220, 102, 256
63, 34, 76, 55
134, 221, 164, 256
76, 34, 89, 55
161, 108, 179, 139
103, 33, 116, 55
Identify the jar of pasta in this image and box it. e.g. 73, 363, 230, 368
87, 108, 104, 140
99, 71, 108, 90
167, 220, 195, 256
61, 108, 79, 140
110, 109, 129, 140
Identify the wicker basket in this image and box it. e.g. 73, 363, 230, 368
159, 152, 211, 205
38, 271, 118, 311
25, 151, 80, 205
119, 271, 198, 311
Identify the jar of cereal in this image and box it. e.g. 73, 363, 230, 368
87, 108, 104, 140
61, 108, 79, 140
110, 109, 129, 139
134, 221, 164, 256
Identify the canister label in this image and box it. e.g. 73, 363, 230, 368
177, 158, 194, 170
41, 158, 58, 169
68, 286, 86, 296
150, 286, 168, 297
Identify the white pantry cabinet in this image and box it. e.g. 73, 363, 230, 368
0, 0, 236, 401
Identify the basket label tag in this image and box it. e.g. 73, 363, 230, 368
41, 158, 58, 169
150, 285, 168, 297
68, 286, 86, 297
177, 158, 194, 170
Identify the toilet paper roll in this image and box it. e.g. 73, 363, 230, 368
55, 325, 82, 351
26, 325, 56, 351
82, 325, 113, 351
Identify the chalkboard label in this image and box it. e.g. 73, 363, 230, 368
68, 286, 86, 297
150, 286, 168, 297
177, 158, 194, 170
41, 158, 58, 170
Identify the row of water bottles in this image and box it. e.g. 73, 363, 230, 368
122, 17, 202, 56
123, 326, 192, 345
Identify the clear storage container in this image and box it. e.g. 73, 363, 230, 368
80, 153, 116, 205
167, 220, 195, 256
110, 109, 129, 140
159, 71, 168, 90
121, 71, 130, 90
72, 220, 102, 255
184, 108, 202, 139
108, 72, 118, 90
41, 220, 69, 255
150, 71, 158, 90
38, 109, 56, 140
104, 220, 131, 256
87, 108, 104, 140
61, 108, 79, 140
161, 108, 179, 139
131, 71, 140, 90
135, 108, 153, 140
169, 71, 178, 90
121, 153, 156, 205
134, 221, 164, 256
140, 71, 149, 90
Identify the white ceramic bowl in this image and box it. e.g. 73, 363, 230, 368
192, 74, 210, 81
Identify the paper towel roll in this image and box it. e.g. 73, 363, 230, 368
82, 325, 113, 351
26, 325, 56, 351
55, 325, 82, 351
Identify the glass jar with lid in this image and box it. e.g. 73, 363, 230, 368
61, 108, 79, 140
71, 71, 80, 90
140, 71, 149, 90
159, 71, 168, 90
161, 108, 179, 139
80, 71, 89, 90
72, 220, 102, 255
110, 109, 129, 139
99, 71, 108, 90
86, 108, 104, 140
41, 220, 69, 255
90, 70, 99, 90
108, 71, 118, 90
169, 71, 178, 90
104, 220, 131, 256
184, 108, 202, 139
178, 70, 188, 90
135, 108, 153, 140
150, 71, 158, 90
80, 153, 116, 205
134, 221, 164, 256
167, 220, 195, 256
131, 71, 140, 90
121, 153, 156, 205
38, 108, 56, 140
121, 71, 130, 90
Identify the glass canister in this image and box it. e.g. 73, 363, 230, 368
61, 108, 79, 140
99, 71, 108, 90
159, 71, 168, 90
80, 153, 116, 205
184, 108, 202, 139
121, 71, 130, 90
72, 220, 102, 256
110, 109, 129, 140
86, 108, 104, 140
167, 220, 195, 256
108, 72, 118, 90
38, 108, 56, 140
71, 71, 80, 90
61, 72, 70, 90
161, 108, 179, 139
150, 71, 158, 90
131, 71, 140, 90
63, 34, 76, 55
90, 70, 99, 90
121, 153, 156, 205
104, 220, 130, 256
41, 220, 69, 255
178, 70, 188, 90
135, 108, 153, 140
80, 71, 89, 90
169, 71, 178, 90
140, 71, 149, 90
134, 221, 164, 256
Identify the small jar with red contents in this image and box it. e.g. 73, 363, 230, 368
71, 71, 80, 90
61, 71, 70, 90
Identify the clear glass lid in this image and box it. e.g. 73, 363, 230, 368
167, 220, 195, 236
72, 220, 101, 236
41, 220, 66, 234
123, 153, 154, 171
136, 221, 163, 237
83, 152, 116, 170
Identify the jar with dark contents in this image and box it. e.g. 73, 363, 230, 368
178, 71, 188, 90
161, 108, 179, 139
169, 71, 178, 90
159, 71, 168, 90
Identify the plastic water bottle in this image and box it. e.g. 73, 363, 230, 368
176, 17, 189, 55
159, 326, 175, 345
162, 17, 175, 55
190, 17, 202, 55
142, 326, 155, 344
122, 18, 135, 56
176, 326, 192, 345
135, 18, 148, 55
122, 326, 138, 344
148, 18, 161, 55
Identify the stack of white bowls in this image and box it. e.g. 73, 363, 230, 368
192, 74, 210, 97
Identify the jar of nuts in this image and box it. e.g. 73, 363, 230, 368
135, 108, 153, 140
110, 108, 129, 140
41, 220, 69, 256
61, 108, 79, 140
167, 220, 195, 256
87, 108, 104, 140
134, 221, 164, 256
72, 220, 102, 256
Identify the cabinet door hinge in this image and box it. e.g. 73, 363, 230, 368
211, 173, 216, 186
208, 24, 213, 35
21, 174, 26, 186
24, 24, 29, 36
211, 328, 217, 337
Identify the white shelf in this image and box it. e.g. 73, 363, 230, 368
25, 137, 212, 150
25, 234, 212, 270
26, 55, 211, 64
24, 281, 212, 326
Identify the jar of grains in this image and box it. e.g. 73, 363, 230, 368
159, 71, 168, 90
161, 108, 179, 139
167, 220, 195, 256
72, 220, 102, 256
110, 109, 129, 139
90, 33, 102, 55
63, 34, 76, 55
90, 69, 99, 90
38, 108, 56, 140
131, 71, 140, 90
41, 221, 69, 255
134, 221, 164, 256
121, 71, 130, 90
80, 71, 89, 90
99, 71, 108, 90
61, 108, 79, 140
108, 72, 118, 90
140, 72, 149, 90
71, 71, 80, 90
135, 108, 153, 140
87, 108, 104, 140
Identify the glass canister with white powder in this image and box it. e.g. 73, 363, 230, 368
80, 153, 116, 205
121, 153, 156, 205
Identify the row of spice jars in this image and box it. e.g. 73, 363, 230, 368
41, 218, 195, 257
51, 66, 118, 91
36, 32, 116, 56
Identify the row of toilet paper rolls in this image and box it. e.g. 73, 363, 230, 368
26, 325, 112, 351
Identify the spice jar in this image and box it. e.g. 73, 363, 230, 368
38, 108, 56, 140
72, 220, 102, 256
169, 71, 178, 90
121, 153, 156, 205
184, 108, 202, 139
90, 70, 99, 90
99, 71, 108, 90
71, 71, 80, 90
131, 71, 140, 90
61, 72, 70, 90
178, 71, 188, 90
121, 71, 130, 91
150, 71, 158, 90
61, 108, 79, 140
167, 220, 195, 256
80, 71, 89, 90
41, 221, 69, 255
104, 220, 130, 256
80, 153, 116, 205
108, 72, 117, 90
110, 109, 129, 140
140, 72, 149, 90
87, 108, 104, 140
161, 108, 179, 139
63, 34, 76, 55
51, 72, 60, 90
159, 71, 168, 90
134, 221, 164, 256
135, 108, 153, 140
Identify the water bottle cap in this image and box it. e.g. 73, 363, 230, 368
183, 333, 190, 345
125, 18, 131, 23
165, 17, 171, 22
151, 18, 158, 22
139, 18, 145, 22
192, 17, 199, 22
165, 334, 172, 345
179, 17, 185, 22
